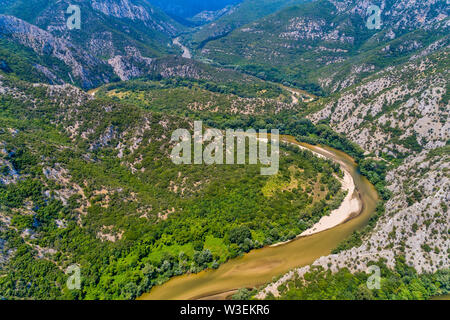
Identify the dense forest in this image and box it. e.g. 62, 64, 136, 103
272, 257, 449, 300
0, 75, 349, 299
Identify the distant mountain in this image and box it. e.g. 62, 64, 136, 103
0, 0, 186, 88
188, 5, 237, 25
196, 0, 449, 93
148, 0, 241, 19
189, 0, 311, 47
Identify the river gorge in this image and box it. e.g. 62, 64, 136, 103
139, 136, 379, 300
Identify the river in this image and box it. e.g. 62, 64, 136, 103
139, 136, 379, 300
431, 294, 450, 300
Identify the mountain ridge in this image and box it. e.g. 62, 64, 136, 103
195, 0, 449, 93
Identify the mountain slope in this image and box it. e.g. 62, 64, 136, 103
149, 0, 241, 20
0, 73, 345, 299
0, 0, 187, 88
308, 45, 449, 156
188, 0, 312, 48
197, 0, 449, 93
256, 30, 449, 300
0, 14, 118, 88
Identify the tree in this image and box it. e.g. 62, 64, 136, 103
228, 226, 252, 245
121, 282, 139, 300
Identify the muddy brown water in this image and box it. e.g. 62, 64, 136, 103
431, 294, 450, 300
139, 136, 379, 300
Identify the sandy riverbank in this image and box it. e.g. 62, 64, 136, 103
300, 167, 361, 236
271, 143, 363, 247
139, 137, 378, 300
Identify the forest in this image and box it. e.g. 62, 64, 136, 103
272, 257, 449, 300
0, 77, 347, 299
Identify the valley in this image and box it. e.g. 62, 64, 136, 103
0, 0, 448, 302
140, 137, 379, 300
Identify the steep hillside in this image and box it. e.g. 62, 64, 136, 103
0, 74, 345, 299
142, 55, 278, 84
308, 45, 449, 157
258, 144, 449, 299
188, 0, 311, 48
255, 31, 449, 301
0, 0, 186, 88
0, 0, 292, 89
197, 0, 449, 93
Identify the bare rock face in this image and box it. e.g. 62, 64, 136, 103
0, 14, 115, 88
0, 15, 60, 55
91, 0, 153, 21
329, 0, 449, 29
91, 0, 179, 35
0, 0, 185, 88
258, 148, 449, 299
108, 47, 153, 81
309, 46, 449, 157
87, 32, 116, 58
